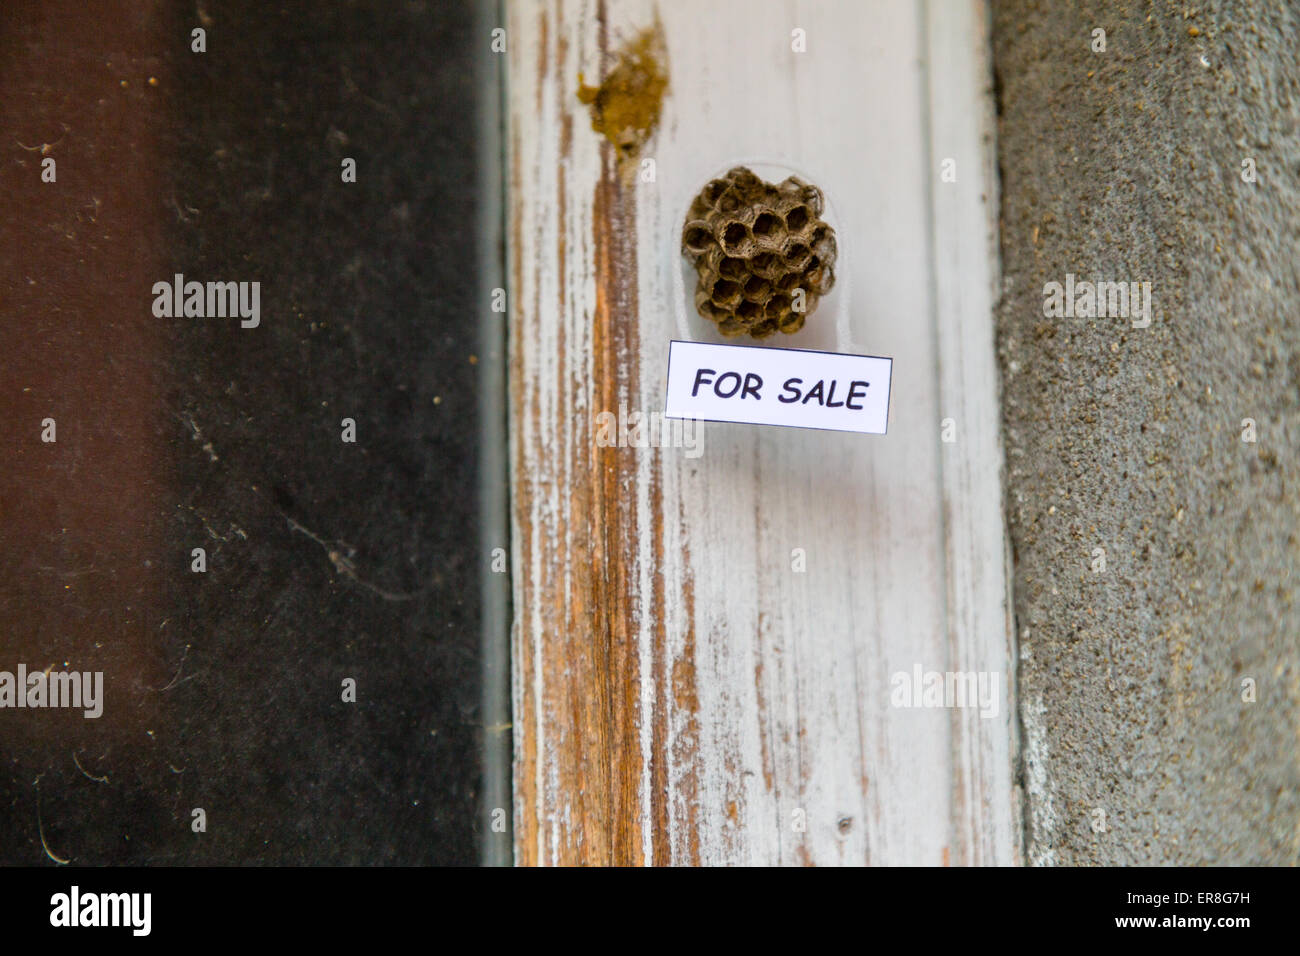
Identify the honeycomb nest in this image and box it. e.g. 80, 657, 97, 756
681, 167, 837, 339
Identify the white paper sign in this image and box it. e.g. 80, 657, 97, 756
664, 340, 892, 434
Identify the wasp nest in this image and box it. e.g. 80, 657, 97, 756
681, 167, 837, 339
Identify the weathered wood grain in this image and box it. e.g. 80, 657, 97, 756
507, 0, 1019, 865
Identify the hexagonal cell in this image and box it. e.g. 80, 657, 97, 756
811, 224, 836, 261
719, 255, 747, 280
682, 221, 714, 255
805, 260, 833, 296
716, 186, 745, 215
778, 310, 806, 334
775, 271, 801, 293
736, 299, 763, 322
742, 275, 771, 301
751, 211, 781, 240
744, 252, 770, 278
784, 204, 810, 233
710, 276, 742, 307
784, 241, 812, 271
765, 293, 791, 318
702, 179, 728, 206
725, 166, 762, 191
693, 288, 723, 321
720, 221, 751, 255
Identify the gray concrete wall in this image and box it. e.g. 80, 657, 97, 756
993, 0, 1299, 864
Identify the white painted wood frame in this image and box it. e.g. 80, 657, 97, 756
506, 0, 1019, 865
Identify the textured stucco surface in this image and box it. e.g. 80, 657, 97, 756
993, 0, 1299, 864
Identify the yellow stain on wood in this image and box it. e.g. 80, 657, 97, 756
576, 20, 667, 159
